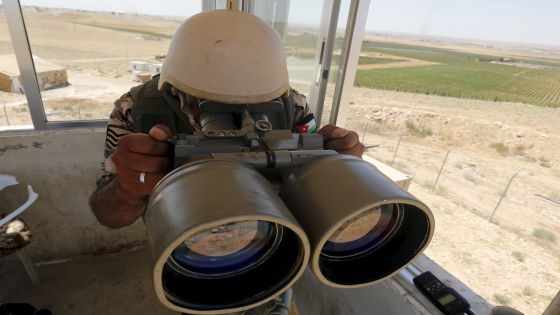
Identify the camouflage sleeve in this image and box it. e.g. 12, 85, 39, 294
96, 92, 136, 189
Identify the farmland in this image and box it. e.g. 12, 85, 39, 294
356, 41, 560, 107
285, 33, 560, 107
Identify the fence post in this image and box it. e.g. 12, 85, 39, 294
432, 149, 451, 192
391, 134, 403, 165
362, 118, 371, 143
489, 168, 522, 222
3, 103, 10, 126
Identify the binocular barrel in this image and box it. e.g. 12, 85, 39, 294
281, 154, 434, 287
144, 160, 310, 314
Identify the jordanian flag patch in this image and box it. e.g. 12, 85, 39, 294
295, 113, 318, 134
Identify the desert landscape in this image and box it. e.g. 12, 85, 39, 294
340, 88, 560, 315
0, 6, 559, 315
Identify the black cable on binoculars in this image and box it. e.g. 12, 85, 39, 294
265, 150, 276, 168
258, 132, 277, 169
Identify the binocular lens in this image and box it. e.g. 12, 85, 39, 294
146, 160, 310, 313
167, 221, 282, 277
321, 204, 403, 259
280, 155, 434, 287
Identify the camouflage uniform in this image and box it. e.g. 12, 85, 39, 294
97, 89, 310, 189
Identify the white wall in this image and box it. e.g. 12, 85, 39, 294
0, 129, 147, 260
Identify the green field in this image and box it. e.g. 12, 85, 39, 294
285, 33, 560, 108
356, 41, 560, 107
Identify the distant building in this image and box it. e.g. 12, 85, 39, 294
132, 71, 152, 83
128, 61, 160, 82
128, 61, 149, 72
0, 54, 69, 93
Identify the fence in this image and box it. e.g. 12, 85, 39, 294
360, 117, 559, 314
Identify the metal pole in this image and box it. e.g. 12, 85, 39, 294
4, 0, 48, 130
391, 134, 403, 165
228, 0, 242, 10
489, 168, 522, 222
3, 103, 10, 126
268, 288, 293, 315
362, 118, 370, 143
432, 149, 451, 192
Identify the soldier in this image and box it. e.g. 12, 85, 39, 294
89, 10, 364, 229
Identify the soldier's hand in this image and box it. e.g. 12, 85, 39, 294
318, 124, 365, 158
110, 124, 172, 198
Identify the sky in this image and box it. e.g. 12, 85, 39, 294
17, 0, 560, 47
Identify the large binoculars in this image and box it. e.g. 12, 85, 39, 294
143, 101, 434, 314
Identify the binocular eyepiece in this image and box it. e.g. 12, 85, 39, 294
143, 109, 434, 314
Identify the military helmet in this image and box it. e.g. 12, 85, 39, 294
159, 10, 290, 104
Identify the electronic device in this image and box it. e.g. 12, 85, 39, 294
414, 271, 471, 315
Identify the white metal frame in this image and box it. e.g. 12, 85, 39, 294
1, 0, 362, 131
329, 0, 370, 127
307, 0, 341, 126
4, 0, 46, 130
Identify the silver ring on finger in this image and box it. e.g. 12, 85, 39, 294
139, 172, 146, 184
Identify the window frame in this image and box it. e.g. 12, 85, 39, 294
2, 0, 365, 131
3, 0, 107, 131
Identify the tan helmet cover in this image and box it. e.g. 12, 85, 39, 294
159, 10, 290, 104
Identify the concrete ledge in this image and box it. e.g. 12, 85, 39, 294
0, 130, 147, 260
363, 154, 412, 189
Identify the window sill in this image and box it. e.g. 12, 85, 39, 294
0, 120, 107, 136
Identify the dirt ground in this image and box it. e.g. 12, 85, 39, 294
340, 87, 560, 315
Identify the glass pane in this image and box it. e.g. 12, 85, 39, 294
285, 0, 322, 95
348, 2, 560, 314
20, 1, 201, 121
321, 0, 349, 125
251, 0, 350, 127
252, 0, 328, 98
0, 0, 33, 130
